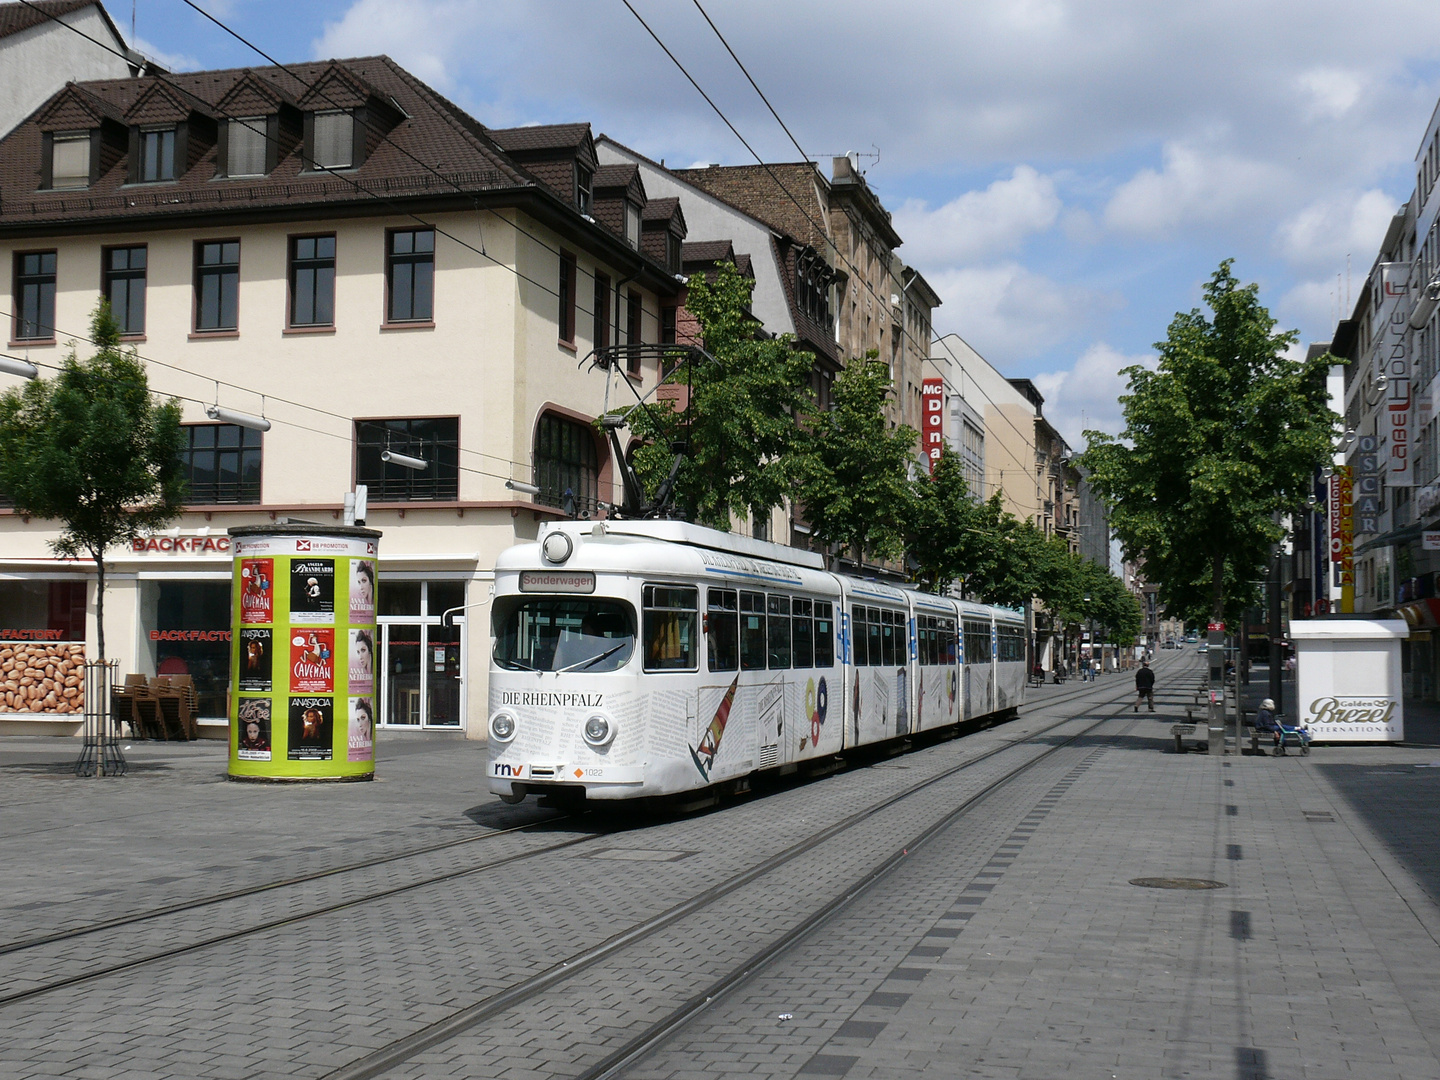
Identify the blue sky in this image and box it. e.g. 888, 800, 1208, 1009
127, 0, 1440, 446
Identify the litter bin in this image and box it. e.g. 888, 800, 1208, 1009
226, 525, 382, 781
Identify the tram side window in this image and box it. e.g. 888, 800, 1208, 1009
918, 615, 934, 665
642, 585, 697, 671
849, 607, 866, 665
792, 598, 813, 668
881, 609, 898, 667
964, 620, 992, 664
942, 618, 957, 665
997, 625, 1025, 663
767, 595, 791, 669
707, 588, 738, 672
867, 608, 883, 668
740, 591, 767, 670
814, 601, 835, 667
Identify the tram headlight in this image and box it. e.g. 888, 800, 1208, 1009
582, 713, 615, 747
490, 712, 517, 742
541, 531, 573, 564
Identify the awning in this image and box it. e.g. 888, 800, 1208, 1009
1395, 598, 1440, 630
1354, 522, 1426, 555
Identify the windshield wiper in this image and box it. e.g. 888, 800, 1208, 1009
556, 642, 630, 673
495, 657, 538, 672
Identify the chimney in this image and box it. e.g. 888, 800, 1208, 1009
832, 155, 853, 180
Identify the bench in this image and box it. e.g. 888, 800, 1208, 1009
1171, 723, 1207, 753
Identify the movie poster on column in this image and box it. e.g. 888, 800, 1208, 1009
238, 627, 272, 692
240, 558, 273, 623
290, 559, 335, 623
349, 558, 376, 624
348, 627, 375, 695
348, 696, 375, 762
289, 628, 335, 693
288, 697, 333, 760
236, 697, 272, 761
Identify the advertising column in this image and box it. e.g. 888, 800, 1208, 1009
227, 525, 382, 781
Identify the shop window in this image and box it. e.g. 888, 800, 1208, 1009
386, 229, 434, 323
103, 246, 146, 335
378, 581, 422, 616
289, 235, 335, 326
642, 585, 696, 671
14, 250, 56, 341
151, 580, 230, 718
195, 240, 240, 331
534, 412, 599, 517
0, 580, 86, 641
179, 423, 261, 504
355, 417, 459, 501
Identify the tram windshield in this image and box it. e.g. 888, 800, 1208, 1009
492, 597, 636, 673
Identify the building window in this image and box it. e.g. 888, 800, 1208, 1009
140, 127, 176, 182
195, 240, 240, 332
14, 251, 56, 341
626, 290, 641, 373
667, 232, 682, 273
624, 202, 641, 249
355, 417, 459, 501
227, 117, 267, 176
660, 305, 676, 345
534, 412, 599, 516
179, 423, 262, 504
576, 163, 593, 215
558, 251, 576, 344
0, 580, 87, 641
386, 229, 434, 323
103, 246, 146, 335
50, 132, 90, 189
289, 235, 335, 326
593, 272, 610, 349
311, 111, 353, 170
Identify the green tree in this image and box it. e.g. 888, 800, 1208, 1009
627, 262, 814, 530
794, 353, 916, 567
1080, 260, 1336, 625
904, 444, 981, 593
952, 495, 1040, 608
0, 303, 185, 661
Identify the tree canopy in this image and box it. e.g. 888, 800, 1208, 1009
1080, 260, 1337, 625
0, 303, 185, 659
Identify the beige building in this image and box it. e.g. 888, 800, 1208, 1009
0, 59, 684, 737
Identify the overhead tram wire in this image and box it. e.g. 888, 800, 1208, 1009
632, 0, 1051, 477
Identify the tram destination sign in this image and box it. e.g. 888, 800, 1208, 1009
520, 570, 595, 594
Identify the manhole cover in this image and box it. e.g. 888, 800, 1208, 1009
1129, 877, 1228, 890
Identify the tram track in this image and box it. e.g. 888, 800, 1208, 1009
319, 677, 1149, 1080
0, 659, 1188, 1023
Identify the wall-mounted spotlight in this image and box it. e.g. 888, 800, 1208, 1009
505, 478, 540, 495
381, 449, 428, 470
205, 404, 270, 431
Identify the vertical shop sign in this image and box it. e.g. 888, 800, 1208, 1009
1332, 466, 1354, 612
1381, 263, 1412, 486
1353, 435, 1381, 536
922, 378, 944, 473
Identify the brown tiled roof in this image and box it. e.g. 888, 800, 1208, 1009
593, 163, 637, 189
673, 162, 831, 251
0, 56, 538, 229
681, 239, 734, 264
0, 0, 92, 40
488, 122, 591, 154
642, 196, 679, 223
734, 251, 753, 278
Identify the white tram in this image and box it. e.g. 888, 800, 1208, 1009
486, 519, 1027, 803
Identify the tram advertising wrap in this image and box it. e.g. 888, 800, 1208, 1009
226, 525, 382, 781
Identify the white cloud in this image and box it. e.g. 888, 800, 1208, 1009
131, 36, 200, 74
928, 263, 1109, 367
1295, 67, 1367, 121
1103, 142, 1288, 239
891, 166, 1061, 266
1278, 278, 1352, 340
1033, 343, 1156, 449
1275, 189, 1398, 272
312, 0, 492, 92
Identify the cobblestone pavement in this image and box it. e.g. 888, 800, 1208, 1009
4, 650, 1436, 1080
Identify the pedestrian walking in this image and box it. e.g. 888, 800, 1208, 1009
1134, 660, 1155, 712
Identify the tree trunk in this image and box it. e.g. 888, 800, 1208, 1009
92, 548, 106, 663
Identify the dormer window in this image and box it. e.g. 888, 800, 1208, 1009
51, 132, 91, 189
311, 111, 353, 170
576, 163, 593, 215
667, 233, 682, 273
227, 116, 267, 177
624, 201, 641, 249
140, 127, 176, 182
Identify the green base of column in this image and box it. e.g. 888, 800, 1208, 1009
226, 771, 374, 783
